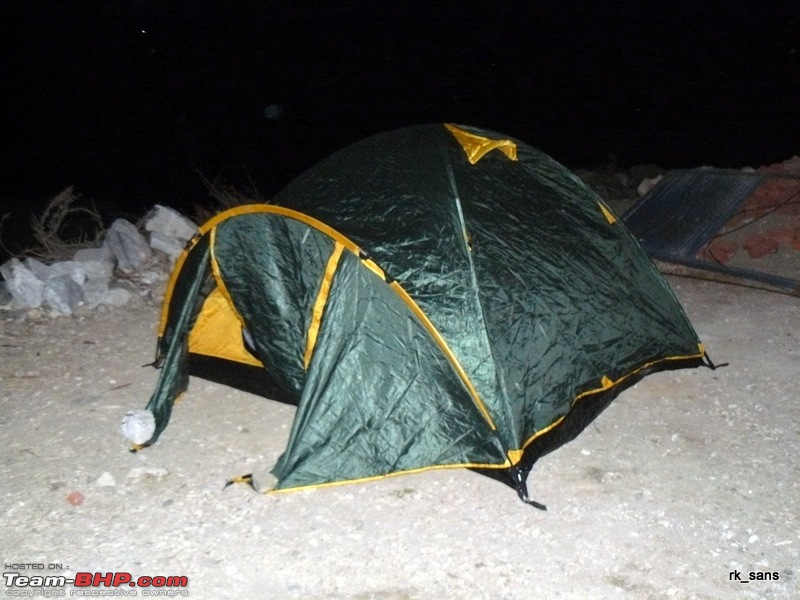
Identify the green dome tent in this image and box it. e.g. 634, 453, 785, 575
136, 124, 707, 507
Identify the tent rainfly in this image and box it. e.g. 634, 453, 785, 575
129, 124, 709, 508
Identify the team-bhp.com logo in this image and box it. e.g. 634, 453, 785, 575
3, 569, 189, 596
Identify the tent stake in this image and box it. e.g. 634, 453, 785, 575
511, 467, 547, 511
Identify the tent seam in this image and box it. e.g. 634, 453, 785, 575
303, 242, 344, 369
445, 153, 508, 444
194, 203, 496, 431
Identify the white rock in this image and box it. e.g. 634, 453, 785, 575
43, 273, 83, 315
0, 281, 13, 306
23, 257, 51, 281
637, 175, 664, 196
102, 287, 133, 307
127, 467, 169, 482
1, 258, 45, 308
148, 231, 185, 259
82, 279, 109, 309
73, 247, 115, 281
144, 205, 198, 242
104, 219, 152, 273
47, 261, 88, 285
96, 472, 116, 487
138, 270, 161, 286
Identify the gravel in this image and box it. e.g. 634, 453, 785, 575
1, 277, 797, 599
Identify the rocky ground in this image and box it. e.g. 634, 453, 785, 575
1, 270, 798, 599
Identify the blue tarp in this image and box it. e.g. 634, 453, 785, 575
623, 169, 800, 295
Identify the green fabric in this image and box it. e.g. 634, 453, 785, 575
274, 250, 505, 489
275, 124, 700, 451
143, 124, 703, 492
213, 213, 334, 399
146, 235, 213, 440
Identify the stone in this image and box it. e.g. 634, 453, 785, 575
0, 258, 45, 308
127, 467, 169, 482
637, 175, 664, 197
764, 227, 797, 246
743, 234, 779, 259
81, 278, 109, 309
43, 273, 83, 315
104, 219, 152, 273
137, 270, 162, 286
102, 287, 133, 307
47, 261, 88, 285
0, 281, 12, 306
148, 231, 185, 259
23, 257, 51, 281
96, 472, 116, 487
702, 239, 737, 264
144, 205, 198, 242
73, 247, 115, 281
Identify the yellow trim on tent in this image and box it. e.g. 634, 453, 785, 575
518, 346, 707, 452
304, 242, 345, 369
208, 226, 248, 330
445, 123, 518, 164
157, 243, 195, 338
361, 257, 387, 280
157, 203, 496, 431
388, 280, 496, 431
265, 455, 514, 495
198, 204, 362, 255
598, 201, 618, 224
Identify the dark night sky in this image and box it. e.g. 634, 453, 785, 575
2, 1, 799, 255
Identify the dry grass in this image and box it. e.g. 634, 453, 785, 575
22, 187, 104, 263
192, 171, 268, 225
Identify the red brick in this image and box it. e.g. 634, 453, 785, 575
792, 227, 800, 251
743, 233, 765, 249
765, 227, 796, 245
702, 239, 737, 264
743, 234, 779, 259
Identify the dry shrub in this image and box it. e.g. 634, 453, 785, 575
192, 171, 268, 225
27, 186, 104, 263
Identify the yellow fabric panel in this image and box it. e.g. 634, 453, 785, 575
598, 201, 618, 224
208, 226, 246, 327
445, 123, 518, 164
507, 449, 524, 465
304, 242, 345, 369
188, 287, 263, 367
